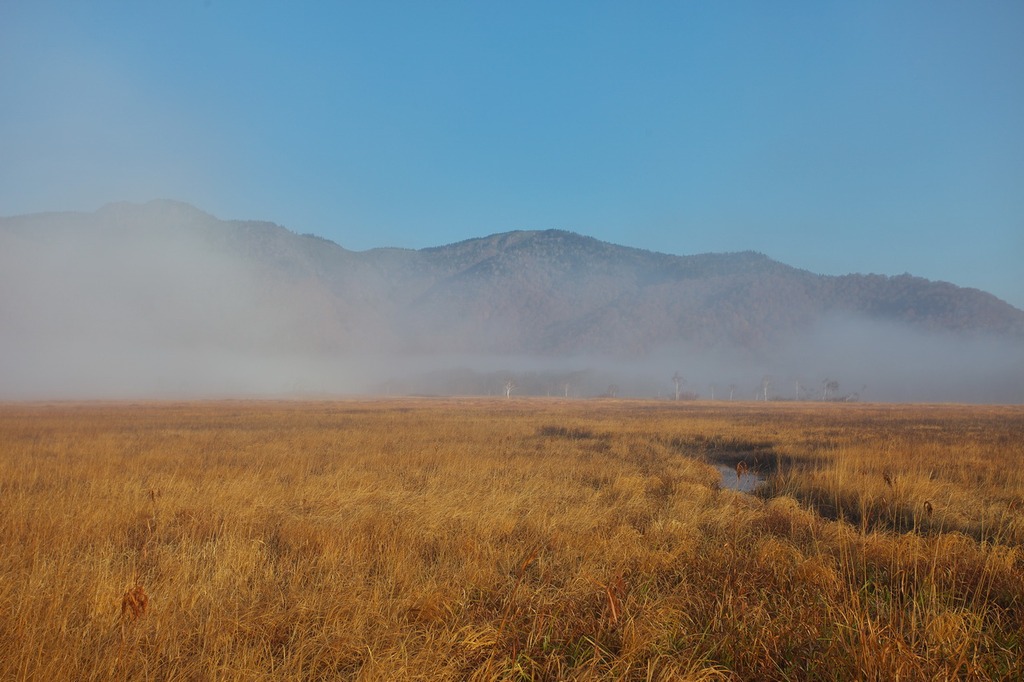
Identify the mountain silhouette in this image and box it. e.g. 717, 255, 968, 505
2, 200, 1021, 400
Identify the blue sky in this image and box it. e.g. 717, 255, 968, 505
3, 2, 1023, 308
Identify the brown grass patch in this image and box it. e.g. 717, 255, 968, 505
0, 399, 1022, 679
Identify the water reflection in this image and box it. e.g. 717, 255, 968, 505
716, 463, 764, 493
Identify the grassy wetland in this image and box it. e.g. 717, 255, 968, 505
1, 399, 1023, 680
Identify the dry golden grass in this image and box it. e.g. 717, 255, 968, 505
0, 398, 1022, 680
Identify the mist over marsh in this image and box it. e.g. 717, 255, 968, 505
1, 202, 1021, 402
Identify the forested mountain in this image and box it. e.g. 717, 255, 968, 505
1, 200, 1021, 400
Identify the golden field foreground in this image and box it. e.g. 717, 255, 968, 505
1, 399, 1023, 681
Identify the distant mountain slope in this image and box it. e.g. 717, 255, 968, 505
401, 227, 1024, 355
1, 200, 1021, 399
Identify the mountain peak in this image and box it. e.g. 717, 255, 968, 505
2, 201, 1022, 401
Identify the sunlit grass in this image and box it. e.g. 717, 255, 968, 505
1, 399, 1022, 679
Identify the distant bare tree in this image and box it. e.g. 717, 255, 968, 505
606, 384, 619, 398
504, 378, 517, 399
728, 383, 737, 400
761, 375, 772, 402
709, 383, 717, 400
672, 372, 684, 401
822, 378, 839, 401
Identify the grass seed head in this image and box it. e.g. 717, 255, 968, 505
121, 585, 149, 623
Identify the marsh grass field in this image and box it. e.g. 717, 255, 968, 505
1, 399, 1023, 680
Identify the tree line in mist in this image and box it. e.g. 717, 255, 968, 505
377, 367, 863, 402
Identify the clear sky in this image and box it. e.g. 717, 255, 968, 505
3, 1, 1023, 308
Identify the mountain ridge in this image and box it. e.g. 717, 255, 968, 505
1, 200, 1021, 400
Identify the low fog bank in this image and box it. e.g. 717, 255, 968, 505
0, 208, 366, 399
0, 344, 367, 400
762, 315, 1024, 404
2, 207, 1021, 402
369, 317, 1024, 404
2, 324, 1021, 403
